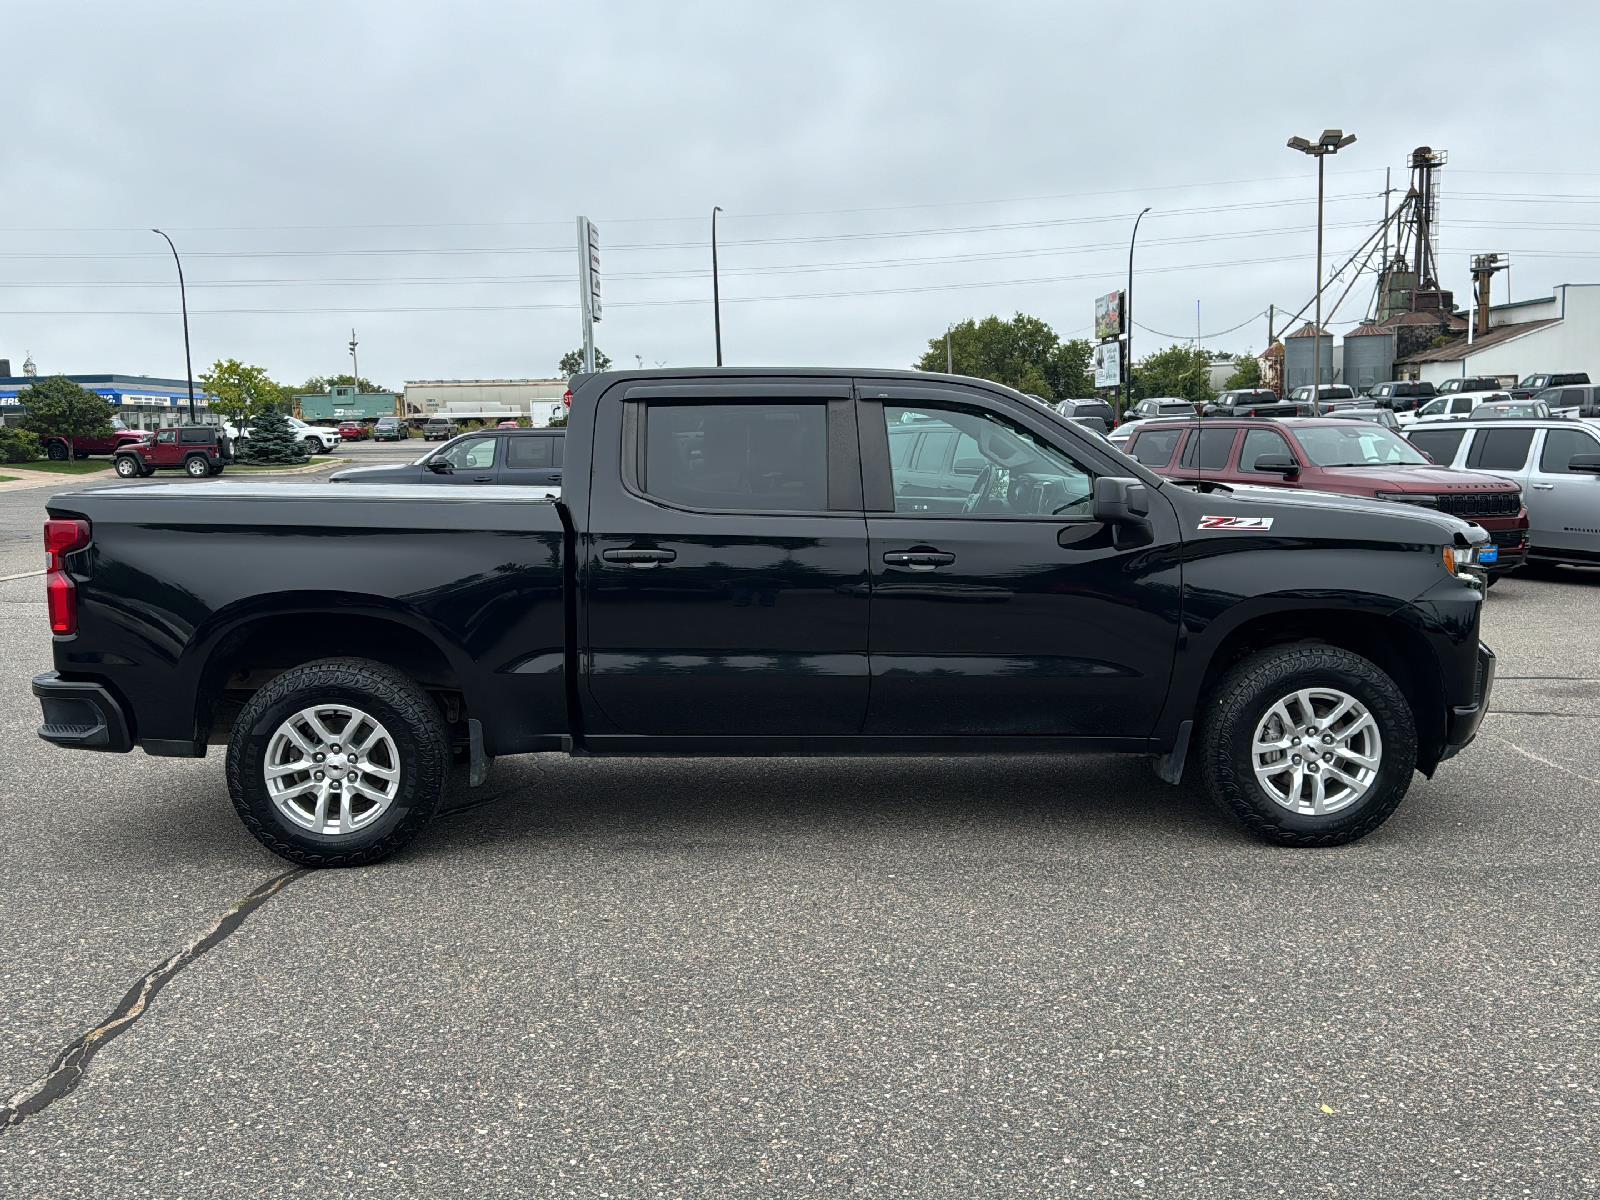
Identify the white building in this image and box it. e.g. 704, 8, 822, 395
1398, 284, 1599, 387
403, 378, 567, 426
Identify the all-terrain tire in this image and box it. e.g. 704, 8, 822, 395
113, 454, 141, 478
1198, 643, 1417, 847
226, 657, 450, 867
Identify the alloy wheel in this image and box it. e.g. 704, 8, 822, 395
1251, 687, 1383, 816
263, 704, 402, 837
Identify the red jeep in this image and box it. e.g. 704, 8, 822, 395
42, 418, 151, 461
113, 426, 233, 479
1123, 416, 1530, 578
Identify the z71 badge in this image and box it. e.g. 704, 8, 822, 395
1199, 515, 1274, 531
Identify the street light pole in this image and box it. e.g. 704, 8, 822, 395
1125, 206, 1152, 414
151, 228, 196, 422
711, 206, 724, 367
348, 328, 360, 388
946, 324, 953, 374
1287, 130, 1356, 414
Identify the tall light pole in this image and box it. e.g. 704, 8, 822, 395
348, 328, 360, 388
1124, 206, 1152, 414
946, 324, 954, 374
711, 206, 724, 367
1287, 129, 1356, 413
151, 229, 196, 422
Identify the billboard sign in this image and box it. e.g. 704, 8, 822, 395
1093, 341, 1122, 389
1094, 291, 1125, 341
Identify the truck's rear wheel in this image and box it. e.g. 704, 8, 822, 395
46, 441, 69, 461
184, 455, 210, 477
226, 658, 450, 867
1198, 644, 1417, 847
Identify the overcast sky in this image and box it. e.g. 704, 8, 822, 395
6, 0, 1598, 387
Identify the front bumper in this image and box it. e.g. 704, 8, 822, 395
33, 672, 133, 753
1438, 642, 1496, 762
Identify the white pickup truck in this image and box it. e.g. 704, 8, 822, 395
224, 416, 343, 455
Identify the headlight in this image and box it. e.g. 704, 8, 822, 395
1441, 545, 1478, 577
1376, 492, 1439, 507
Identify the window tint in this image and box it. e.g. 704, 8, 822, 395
439, 436, 499, 471
912, 429, 957, 473
1406, 428, 1465, 464
1240, 428, 1293, 472
505, 435, 554, 469
1418, 397, 1446, 417
1129, 428, 1181, 466
1179, 428, 1237, 470
1539, 427, 1600, 474
1467, 428, 1535, 471
179, 428, 211, 444
883, 404, 1093, 518
888, 430, 915, 467
644, 403, 827, 512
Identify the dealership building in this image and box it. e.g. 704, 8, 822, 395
0, 372, 215, 427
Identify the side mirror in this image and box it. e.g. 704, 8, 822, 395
427, 458, 454, 474
1092, 476, 1150, 524
1568, 454, 1600, 475
1251, 454, 1300, 477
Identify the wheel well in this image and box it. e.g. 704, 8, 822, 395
197, 613, 464, 743
1198, 610, 1447, 773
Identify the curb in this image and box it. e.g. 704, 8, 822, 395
0, 469, 114, 493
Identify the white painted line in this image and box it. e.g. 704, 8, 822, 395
0, 569, 45, 582
1483, 730, 1600, 788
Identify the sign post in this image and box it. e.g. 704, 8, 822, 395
576, 216, 602, 372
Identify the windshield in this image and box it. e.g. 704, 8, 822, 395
1294, 425, 1430, 467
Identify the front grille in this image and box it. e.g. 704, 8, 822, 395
1490, 529, 1525, 548
1437, 491, 1520, 518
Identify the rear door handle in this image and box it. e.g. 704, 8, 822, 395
883, 550, 955, 570
472, 474, 495, 482
602, 547, 677, 567
1531, 483, 1556, 490
550, 472, 562, 483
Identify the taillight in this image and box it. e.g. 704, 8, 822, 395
44, 518, 90, 635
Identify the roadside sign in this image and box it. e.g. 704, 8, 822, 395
577, 216, 601, 372
1094, 341, 1122, 389
1094, 291, 1125, 341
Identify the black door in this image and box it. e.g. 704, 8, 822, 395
856, 383, 1182, 739
499, 431, 564, 488
583, 380, 870, 738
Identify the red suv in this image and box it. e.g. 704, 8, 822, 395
113, 426, 233, 479
42, 418, 151, 461
1124, 417, 1529, 578
338, 420, 369, 441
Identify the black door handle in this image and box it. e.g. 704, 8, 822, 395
550, 473, 562, 483
602, 547, 677, 568
883, 549, 955, 570
472, 475, 495, 482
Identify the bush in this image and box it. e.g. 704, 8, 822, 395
0, 425, 43, 463
239, 405, 308, 465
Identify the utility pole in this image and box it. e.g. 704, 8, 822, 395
348, 328, 359, 388
1125, 206, 1152, 413
711, 206, 724, 367
1287, 130, 1357, 413
946, 324, 953, 374
151, 229, 197, 422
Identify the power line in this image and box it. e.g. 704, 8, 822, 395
1134, 311, 1269, 341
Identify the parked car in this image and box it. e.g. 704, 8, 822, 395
1511, 372, 1590, 401
1052, 398, 1116, 428
35, 368, 1495, 865
1436, 377, 1503, 397
112, 426, 233, 479
1476, 400, 1552, 420
225, 416, 342, 455
1125, 397, 1198, 422
1366, 381, 1437, 413
496, 419, 522, 429
1404, 419, 1600, 569
1287, 385, 1358, 414
1532, 385, 1600, 419
338, 421, 370, 442
371, 416, 408, 442
329, 427, 564, 489
1208, 389, 1287, 417
1327, 407, 1400, 430
1123, 416, 1528, 579
40, 417, 151, 461
422, 417, 459, 442
1399, 391, 1512, 427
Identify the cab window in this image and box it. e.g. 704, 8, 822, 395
1417, 397, 1447, 417
1128, 428, 1181, 467
1540, 427, 1600, 473
1179, 428, 1237, 470
437, 436, 499, 471
1240, 428, 1294, 473
1406, 428, 1466, 465
643, 403, 828, 512
1466, 428, 1535, 471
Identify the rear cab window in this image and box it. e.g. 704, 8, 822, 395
1178, 428, 1238, 471
641, 403, 829, 512
1467, 428, 1535, 471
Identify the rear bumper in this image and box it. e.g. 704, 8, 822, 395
33, 672, 133, 753
1438, 642, 1496, 762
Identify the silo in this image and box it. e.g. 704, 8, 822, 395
1283, 322, 1334, 391
1342, 323, 1394, 395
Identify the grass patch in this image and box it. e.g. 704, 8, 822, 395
0, 474, 17, 483
4, 459, 113, 475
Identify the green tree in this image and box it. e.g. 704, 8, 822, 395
914, 314, 1092, 400
558, 348, 612, 375
17, 376, 115, 445
1222, 352, 1263, 390
0, 426, 43, 463
239, 404, 308, 465
201, 359, 289, 426
299, 373, 390, 395
1133, 344, 1216, 405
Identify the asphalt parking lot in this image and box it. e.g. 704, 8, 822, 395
0, 475, 1596, 1198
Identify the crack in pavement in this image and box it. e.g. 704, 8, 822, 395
0, 868, 306, 1132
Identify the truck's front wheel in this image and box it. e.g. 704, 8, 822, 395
226, 658, 450, 867
1198, 644, 1417, 847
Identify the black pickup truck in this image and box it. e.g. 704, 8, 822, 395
34, 369, 1495, 865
